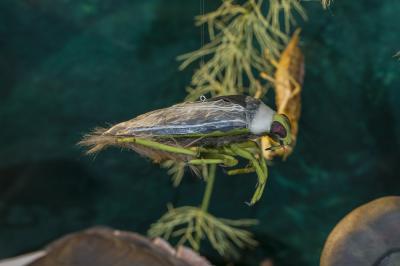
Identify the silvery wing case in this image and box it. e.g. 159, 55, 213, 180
105, 95, 261, 138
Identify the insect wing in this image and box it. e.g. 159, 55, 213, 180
106, 100, 250, 137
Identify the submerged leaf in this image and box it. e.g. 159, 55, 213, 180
148, 205, 258, 258
161, 160, 186, 187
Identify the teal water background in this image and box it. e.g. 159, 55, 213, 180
0, 0, 399, 265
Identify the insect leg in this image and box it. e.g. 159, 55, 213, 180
260, 72, 276, 84
278, 75, 302, 112
234, 141, 259, 149
188, 153, 238, 167
188, 159, 226, 165
227, 167, 255, 175
230, 144, 268, 205
232, 141, 260, 155
117, 137, 198, 156
289, 76, 302, 98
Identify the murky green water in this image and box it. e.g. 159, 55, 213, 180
0, 0, 399, 265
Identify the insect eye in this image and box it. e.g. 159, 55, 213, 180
281, 114, 291, 127
271, 121, 287, 138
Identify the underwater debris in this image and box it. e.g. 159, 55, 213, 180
260, 28, 304, 160
148, 204, 258, 258
178, 0, 307, 100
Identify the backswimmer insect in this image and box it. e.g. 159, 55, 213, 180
79, 95, 291, 205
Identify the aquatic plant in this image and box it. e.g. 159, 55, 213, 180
161, 160, 186, 187
149, 206, 258, 258
178, 0, 307, 101
149, 165, 258, 258
148, 0, 312, 259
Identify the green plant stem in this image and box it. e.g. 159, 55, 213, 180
194, 164, 217, 250
201, 164, 217, 212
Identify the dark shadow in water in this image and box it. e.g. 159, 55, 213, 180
0, 159, 102, 257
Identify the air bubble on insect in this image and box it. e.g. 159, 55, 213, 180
199, 95, 207, 102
